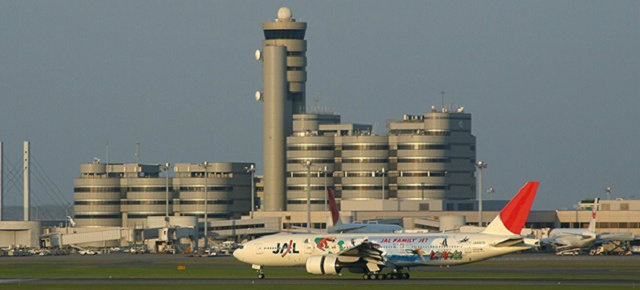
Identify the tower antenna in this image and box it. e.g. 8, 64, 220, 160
135, 142, 140, 163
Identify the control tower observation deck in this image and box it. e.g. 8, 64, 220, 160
262, 7, 307, 119
259, 7, 307, 212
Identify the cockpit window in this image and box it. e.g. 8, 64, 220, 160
237, 245, 244, 249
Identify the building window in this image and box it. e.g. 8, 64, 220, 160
458, 203, 473, 211
287, 145, 334, 151
264, 29, 305, 39
397, 158, 450, 163
179, 200, 233, 205
287, 200, 326, 204
341, 158, 389, 164
397, 144, 450, 150
342, 144, 389, 150
620, 203, 629, 210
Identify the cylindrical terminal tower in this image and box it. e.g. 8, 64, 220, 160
286, 114, 340, 211
74, 163, 122, 227
388, 110, 476, 200
121, 177, 171, 228
336, 135, 390, 201
172, 162, 253, 221
260, 7, 307, 212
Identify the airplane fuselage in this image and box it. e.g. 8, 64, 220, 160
548, 229, 597, 249
233, 232, 530, 268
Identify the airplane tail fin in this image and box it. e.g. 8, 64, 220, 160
588, 198, 599, 232
327, 187, 341, 226
482, 181, 539, 236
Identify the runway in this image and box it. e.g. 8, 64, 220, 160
2, 253, 640, 287
6, 278, 640, 286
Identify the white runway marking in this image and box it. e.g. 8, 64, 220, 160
0, 279, 37, 284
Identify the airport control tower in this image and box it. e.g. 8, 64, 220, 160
258, 7, 307, 211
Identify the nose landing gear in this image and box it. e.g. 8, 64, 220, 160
252, 264, 265, 279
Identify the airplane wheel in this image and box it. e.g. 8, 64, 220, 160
368, 273, 376, 280
258, 273, 265, 279
363, 274, 369, 280
402, 273, 410, 280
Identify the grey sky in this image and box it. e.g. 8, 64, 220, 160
0, 1, 638, 210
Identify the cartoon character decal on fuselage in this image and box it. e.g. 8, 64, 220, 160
258, 234, 480, 266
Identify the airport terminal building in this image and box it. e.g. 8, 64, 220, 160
74, 162, 254, 228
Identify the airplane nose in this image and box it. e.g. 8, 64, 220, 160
232, 248, 242, 260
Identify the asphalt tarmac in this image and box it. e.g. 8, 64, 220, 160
4, 278, 640, 286
2, 253, 640, 286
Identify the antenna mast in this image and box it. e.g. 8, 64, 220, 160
135, 142, 140, 163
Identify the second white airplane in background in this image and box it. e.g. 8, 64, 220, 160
542, 198, 633, 255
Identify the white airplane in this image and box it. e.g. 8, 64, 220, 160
234, 181, 540, 279
327, 188, 404, 234
542, 198, 599, 255
542, 198, 633, 255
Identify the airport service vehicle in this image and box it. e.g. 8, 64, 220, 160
326, 188, 403, 234
234, 181, 540, 279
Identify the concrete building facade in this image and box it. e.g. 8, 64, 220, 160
173, 162, 253, 221
283, 108, 476, 212
74, 162, 253, 228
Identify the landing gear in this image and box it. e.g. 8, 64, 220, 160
252, 264, 265, 279
362, 272, 405, 280
390, 268, 410, 280
363, 273, 378, 280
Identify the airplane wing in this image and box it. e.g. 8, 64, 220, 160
336, 238, 385, 266
598, 232, 635, 242
540, 237, 571, 249
327, 224, 368, 233
492, 236, 530, 248
287, 226, 327, 234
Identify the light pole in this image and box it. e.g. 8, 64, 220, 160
571, 204, 580, 229
302, 160, 313, 232
378, 167, 386, 200
245, 164, 256, 219
159, 163, 171, 220
605, 187, 612, 200
475, 161, 487, 227
200, 161, 210, 251
322, 166, 328, 211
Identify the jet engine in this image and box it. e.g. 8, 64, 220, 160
305, 255, 342, 275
